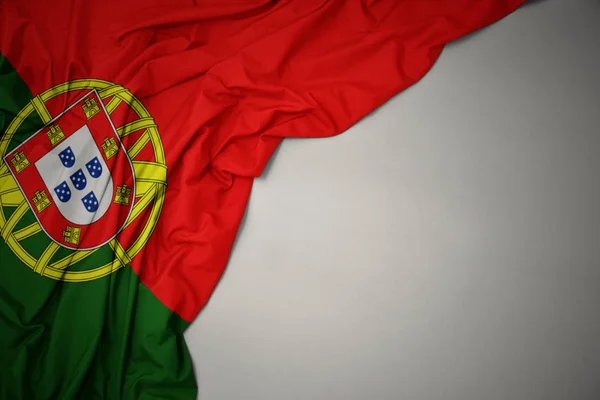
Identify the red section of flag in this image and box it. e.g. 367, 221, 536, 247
1, 0, 527, 321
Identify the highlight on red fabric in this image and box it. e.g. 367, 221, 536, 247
0, 0, 528, 322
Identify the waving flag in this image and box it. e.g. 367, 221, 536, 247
0, 1, 527, 398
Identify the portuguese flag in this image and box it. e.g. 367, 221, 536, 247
0, 1, 527, 398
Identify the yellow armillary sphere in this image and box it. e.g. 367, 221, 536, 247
0, 79, 167, 282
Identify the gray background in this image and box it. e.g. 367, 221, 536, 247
186, 1, 600, 399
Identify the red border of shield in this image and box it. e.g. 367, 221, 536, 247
3, 90, 135, 250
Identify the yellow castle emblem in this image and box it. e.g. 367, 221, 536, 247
32, 190, 51, 213
114, 184, 132, 205
47, 124, 65, 146
82, 97, 100, 119
101, 137, 119, 160
62, 226, 81, 246
10, 151, 30, 173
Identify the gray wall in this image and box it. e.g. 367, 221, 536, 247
186, 1, 600, 399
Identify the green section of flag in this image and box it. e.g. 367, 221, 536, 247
0, 54, 197, 400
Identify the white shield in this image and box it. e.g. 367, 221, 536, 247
35, 124, 113, 225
